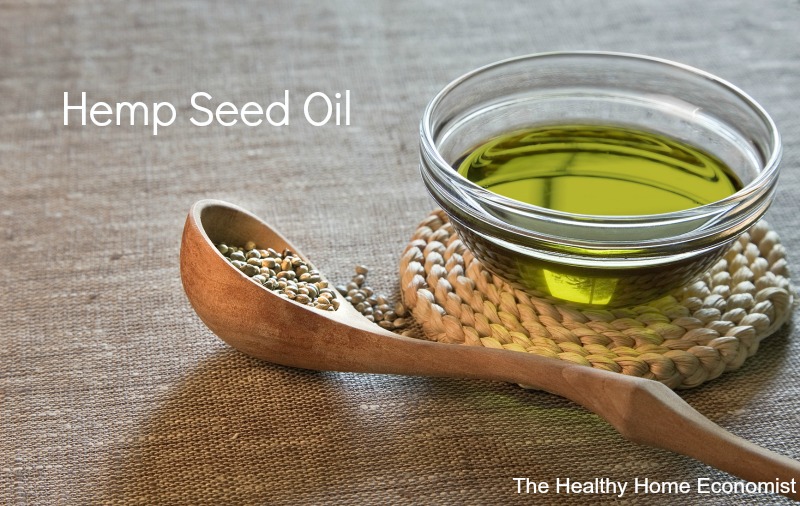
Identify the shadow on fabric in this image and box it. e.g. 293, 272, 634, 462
96, 323, 793, 504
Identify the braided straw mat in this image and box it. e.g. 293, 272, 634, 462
399, 210, 794, 389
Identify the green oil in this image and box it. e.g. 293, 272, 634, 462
454, 124, 743, 306
457, 124, 742, 215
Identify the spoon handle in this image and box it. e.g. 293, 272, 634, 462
546, 359, 800, 499
342, 329, 800, 500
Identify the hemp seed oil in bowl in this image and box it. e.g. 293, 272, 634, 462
419, 52, 781, 307
457, 124, 741, 216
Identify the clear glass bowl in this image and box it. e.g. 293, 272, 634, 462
419, 51, 781, 307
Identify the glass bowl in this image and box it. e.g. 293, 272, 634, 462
419, 51, 781, 307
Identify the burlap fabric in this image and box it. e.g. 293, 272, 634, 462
2, 1, 799, 504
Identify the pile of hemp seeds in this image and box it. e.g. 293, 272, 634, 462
216, 241, 411, 334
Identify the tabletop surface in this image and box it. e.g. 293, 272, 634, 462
2, 1, 800, 504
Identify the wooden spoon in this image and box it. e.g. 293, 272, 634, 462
180, 199, 800, 500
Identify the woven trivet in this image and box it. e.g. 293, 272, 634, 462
399, 210, 794, 389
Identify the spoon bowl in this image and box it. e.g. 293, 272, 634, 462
180, 199, 371, 370
181, 199, 799, 500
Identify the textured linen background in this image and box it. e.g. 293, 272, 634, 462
2, 1, 799, 504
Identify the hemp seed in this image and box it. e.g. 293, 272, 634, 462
214, 241, 411, 334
